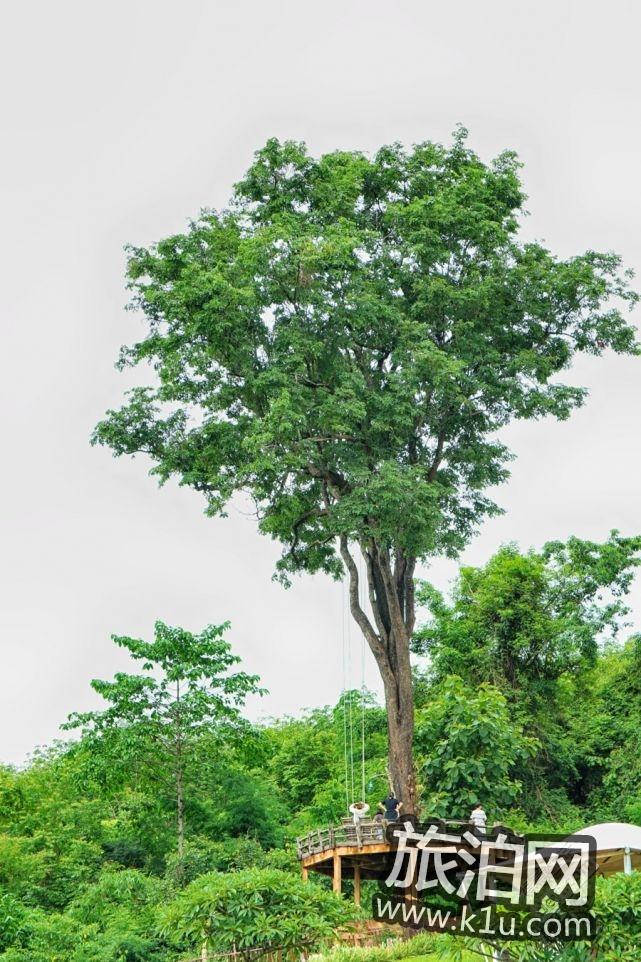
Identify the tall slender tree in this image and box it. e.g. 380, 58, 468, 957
94, 131, 638, 812
65, 621, 261, 860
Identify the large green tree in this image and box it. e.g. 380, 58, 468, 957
414, 676, 537, 820
94, 131, 638, 812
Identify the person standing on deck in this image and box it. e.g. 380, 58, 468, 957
470, 803, 487, 834
349, 800, 370, 846
379, 792, 402, 822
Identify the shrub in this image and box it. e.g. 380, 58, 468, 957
160, 867, 361, 956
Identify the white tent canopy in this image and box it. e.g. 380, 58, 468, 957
576, 822, 641, 875
511, 822, 641, 876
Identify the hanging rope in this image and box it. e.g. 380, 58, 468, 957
341, 579, 350, 813
359, 552, 366, 802
346, 599, 355, 805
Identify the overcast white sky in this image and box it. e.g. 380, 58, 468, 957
2, 0, 640, 765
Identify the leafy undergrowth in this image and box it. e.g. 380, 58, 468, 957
310, 932, 479, 962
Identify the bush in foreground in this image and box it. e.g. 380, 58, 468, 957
160, 867, 361, 957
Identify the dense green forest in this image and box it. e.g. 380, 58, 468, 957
2, 533, 641, 961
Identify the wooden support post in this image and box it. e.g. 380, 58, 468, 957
405, 846, 418, 902
301, 864, 308, 882
353, 863, 361, 906
333, 852, 342, 894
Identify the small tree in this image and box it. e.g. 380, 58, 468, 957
65, 621, 261, 861
94, 132, 639, 811
415, 677, 537, 819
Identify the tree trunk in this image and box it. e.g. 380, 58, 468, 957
176, 764, 186, 861
340, 535, 419, 815
175, 678, 186, 866
382, 640, 417, 814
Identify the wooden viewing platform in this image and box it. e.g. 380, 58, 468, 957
297, 819, 641, 904
297, 818, 501, 905
297, 820, 391, 905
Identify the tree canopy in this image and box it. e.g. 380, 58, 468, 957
160, 867, 359, 957
95, 131, 638, 582
414, 531, 641, 692
414, 676, 538, 818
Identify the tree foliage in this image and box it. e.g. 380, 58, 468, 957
94, 133, 638, 581
415, 677, 537, 819
414, 532, 641, 692
160, 867, 359, 956
414, 533, 641, 828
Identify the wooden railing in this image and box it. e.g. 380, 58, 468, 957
182, 927, 395, 962
296, 818, 484, 861
182, 942, 315, 962
296, 820, 387, 859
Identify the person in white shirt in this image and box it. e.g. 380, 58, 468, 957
470, 803, 487, 833
349, 801, 370, 845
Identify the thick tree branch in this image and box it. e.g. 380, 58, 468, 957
360, 539, 391, 645
374, 544, 408, 644
405, 556, 417, 635
428, 425, 448, 482
339, 535, 390, 672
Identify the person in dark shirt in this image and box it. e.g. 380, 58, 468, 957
379, 792, 402, 821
